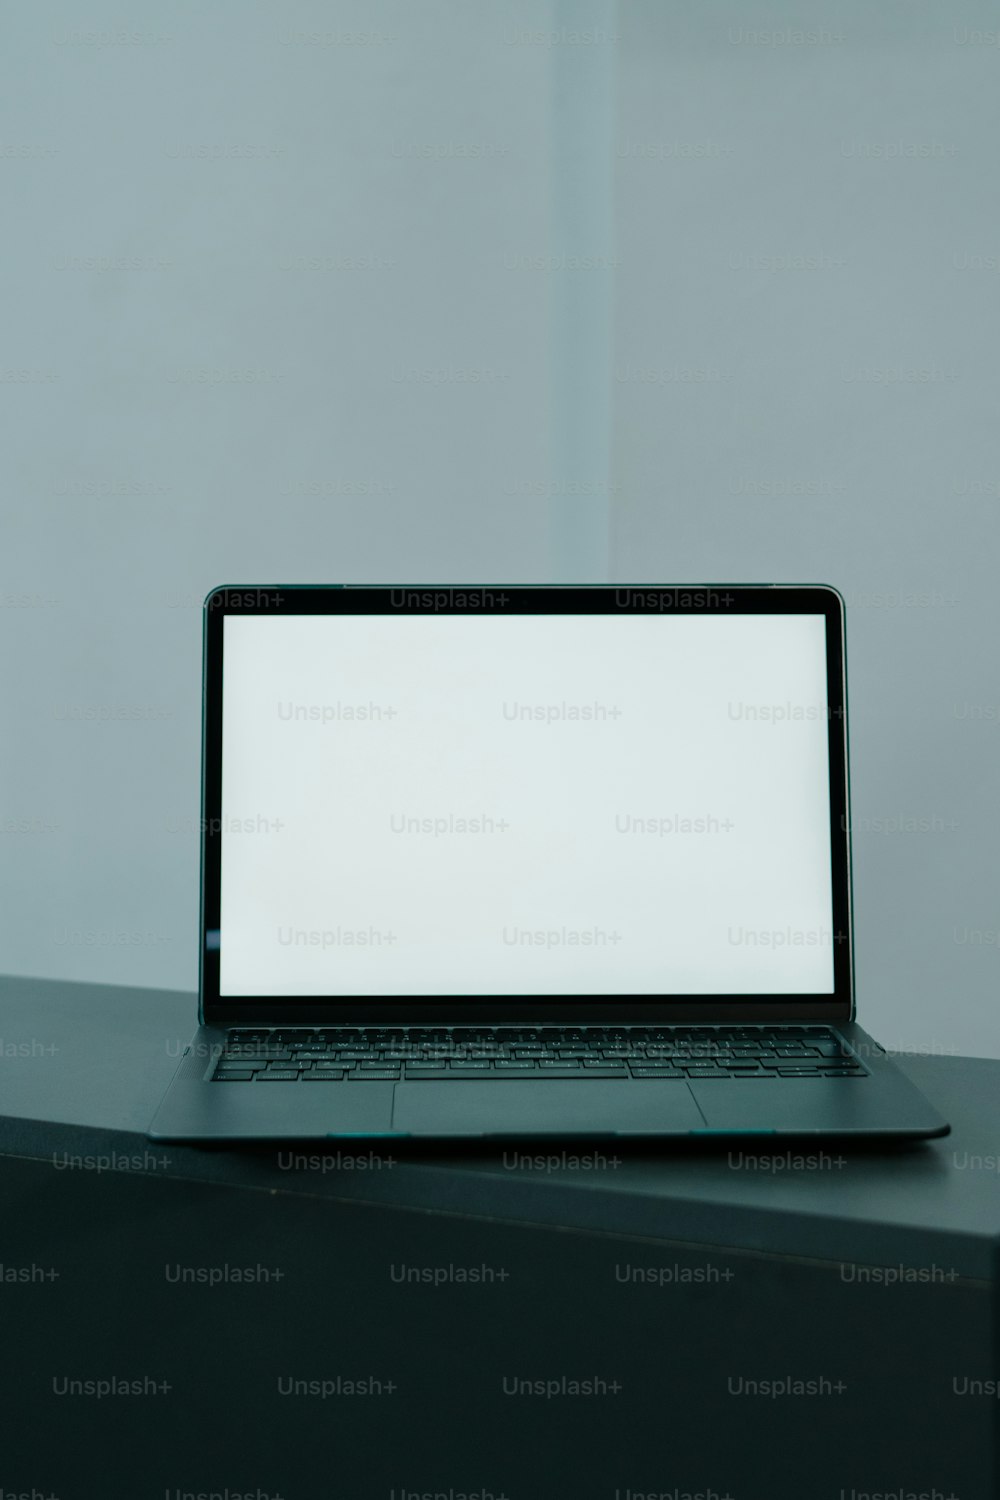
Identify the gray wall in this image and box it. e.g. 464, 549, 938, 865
3, 0, 997, 1057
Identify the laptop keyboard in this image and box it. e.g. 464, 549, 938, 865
210, 1025, 865, 1082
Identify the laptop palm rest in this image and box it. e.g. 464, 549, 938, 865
391, 1080, 706, 1136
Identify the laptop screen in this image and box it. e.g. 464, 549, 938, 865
217, 610, 836, 998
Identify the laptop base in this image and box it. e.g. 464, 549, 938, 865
148, 1023, 949, 1142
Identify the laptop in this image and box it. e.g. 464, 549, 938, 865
149, 583, 949, 1142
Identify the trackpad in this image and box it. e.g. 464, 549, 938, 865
391, 1080, 704, 1136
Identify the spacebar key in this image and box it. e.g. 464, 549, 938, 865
469, 1067, 623, 1080
402, 1067, 624, 1080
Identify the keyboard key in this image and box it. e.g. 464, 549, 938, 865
257, 1071, 299, 1081
435, 1067, 593, 1081
303, 1070, 344, 1081
214, 1070, 253, 1081
505, 1068, 599, 1080
547, 1067, 626, 1078
631, 1068, 688, 1079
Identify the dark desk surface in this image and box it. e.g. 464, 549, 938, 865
1, 975, 998, 1278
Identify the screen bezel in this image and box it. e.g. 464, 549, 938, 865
199, 584, 854, 1025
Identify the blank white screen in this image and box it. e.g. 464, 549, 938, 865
219, 612, 835, 996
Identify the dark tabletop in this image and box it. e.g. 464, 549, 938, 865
1, 974, 997, 1277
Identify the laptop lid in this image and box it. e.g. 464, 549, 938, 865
199, 585, 853, 1027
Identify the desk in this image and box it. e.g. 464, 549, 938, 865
1, 975, 996, 1499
